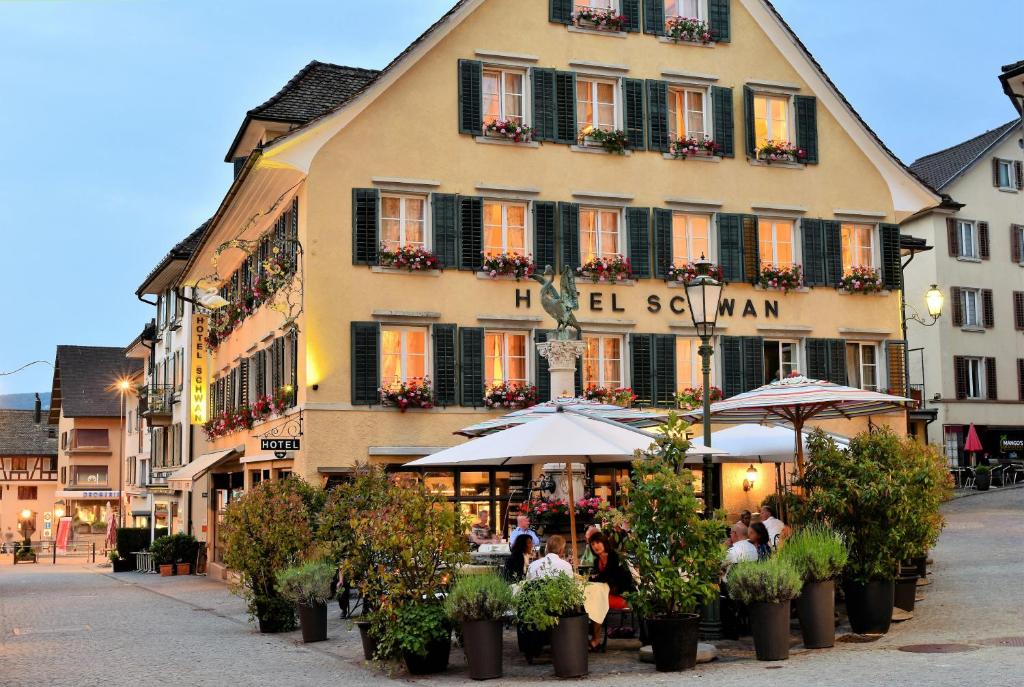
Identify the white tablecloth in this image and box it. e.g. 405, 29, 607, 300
584, 582, 610, 624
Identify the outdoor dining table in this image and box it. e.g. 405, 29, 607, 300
583, 581, 610, 624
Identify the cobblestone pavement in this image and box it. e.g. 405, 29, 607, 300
1, 489, 1022, 687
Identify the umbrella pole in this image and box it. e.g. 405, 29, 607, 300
567, 461, 578, 573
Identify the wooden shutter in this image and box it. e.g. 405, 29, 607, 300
982, 289, 994, 328
950, 287, 963, 327
879, 223, 902, 291
707, 0, 731, 42
1014, 292, 1024, 330
559, 202, 580, 271
978, 221, 990, 259
742, 215, 760, 283
828, 339, 848, 385
622, 0, 641, 32
1016, 161, 1024, 190
643, 0, 665, 34
720, 336, 743, 397
885, 340, 907, 397
351, 322, 380, 405
985, 358, 998, 400
653, 208, 673, 279
433, 324, 458, 406
743, 85, 756, 157
953, 356, 967, 400
794, 95, 818, 164
1011, 224, 1023, 264
352, 188, 379, 265
535, 330, 551, 402
946, 217, 959, 257
805, 338, 829, 381
289, 332, 299, 406
549, 0, 573, 24
459, 196, 483, 271
717, 213, 744, 282
1018, 359, 1024, 401
630, 333, 654, 405
653, 334, 677, 406
801, 219, 826, 286
272, 337, 285, 394
622, 79, 646, 150
627, 207, 651, 278
458, 59, 483, 135
992, 158, 1001, 187
741, 337, 765, 392
431, 193, 459, 269
459, 327, 484, 407
238, 358, 249, 408
533, 201, 558, 270
824, 220, 843, 286
532, 68, 556, 141
711, 86, 734, 158
554, 71, 577, 145
646, 80, 669, 152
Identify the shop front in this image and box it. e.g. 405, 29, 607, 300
53, 489, 120, 540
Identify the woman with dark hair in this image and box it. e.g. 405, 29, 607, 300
503, 531, 533, 582
587, 532, 636, 650
748, 522, 772, 561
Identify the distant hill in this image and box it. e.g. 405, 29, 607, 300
0, 393, 51, 410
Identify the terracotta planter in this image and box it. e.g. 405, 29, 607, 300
175, 563, 191, 576
749, 600, 792, 661
796, 579, 835, 649
159, 564, 174, 577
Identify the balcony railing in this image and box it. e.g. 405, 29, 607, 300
140, 385, 175, 426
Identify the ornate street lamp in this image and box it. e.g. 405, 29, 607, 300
683, 255, 724, 517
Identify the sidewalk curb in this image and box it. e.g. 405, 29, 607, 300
950, 483, 1024, 500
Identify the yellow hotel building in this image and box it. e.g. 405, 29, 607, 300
178, 0, 941, 569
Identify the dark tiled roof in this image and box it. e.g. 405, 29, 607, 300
0, 409, 56, 456
909, 120, 1018, 191
49, 346, 142, 420
136, 221, 210, 296
1002, 60, 1024, 74
249, 61, 380, 123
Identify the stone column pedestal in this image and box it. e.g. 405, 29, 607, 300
537, 339, 587, 401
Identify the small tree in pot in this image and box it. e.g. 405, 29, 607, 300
513, 573, 588, 677
278, 561, 336, 643
445, 574, 513, 680
727, 558, 803, 660
897, 441, 950, 610
777, 525, 847, 648
974, 465, 991, 491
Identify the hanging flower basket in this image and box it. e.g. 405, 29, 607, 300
665, 16, 714, 43
378, 244, 443, 271
484, 382, 539, 409
202, 391, 291, 440
666, 262, 725, 284
572, 7, 627, 31
577, 255, 632, 283
758, 264, 803, 293
583, 385, 637, 408
756, 140, 807, 163
840, 266, 884, 293
379, 378, 434, 411
481, 252, 537, 280
484, 119, 534, 143
579, 126, 630, 154
675, 386, 723, 411
669, 136, 721, 159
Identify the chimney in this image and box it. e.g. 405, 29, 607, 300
34, 393, 41, 424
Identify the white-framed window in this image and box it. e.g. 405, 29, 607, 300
483, 201, 528, 256
380, 326, 428, 387
583, 334, 623, 388
996, 159, 1014, 189
964, 357, 984, 399
753, 93, 792, 148
841, 223, 876, 272
672, 212, 711, 265
1016, 225, 1024, 265
676, 337, 714, 389
482, 68, 526, 127
668, 87, 708, 141
961, 288, 981, 328
758, 218, 796, 268
764, 340, 798, 382
484, 331, 528, 388
943, 426, 961, 466
957, 220, 978, 259
577, 77, 618, 133
381, 194, 427, 251
580, 207, 622, 263
845, 342, 879, 391
665, 0, 703, 19
578, 0, 617, 10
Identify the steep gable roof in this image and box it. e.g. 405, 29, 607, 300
909, 120, 1019, 191
0, 409, 57, 456
136, 221, 210, 296
48, 346, 142, 422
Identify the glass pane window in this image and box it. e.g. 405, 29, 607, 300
665, 0, 701, 18
380, 195, 426, 251
676, 337, 714, 389
962, 289, 981, 327
580, 208, 621, 262
966, 358, 984, 399
671, 213, 710, 265
380, 326, 428, 387
579, 0, 616, 10
845, 342, 878, 391
753, 94, 790, 148
482, 69, 525, 127
763, 340, 797, 382
958, 221, 977, 258
997, 160, 1012, 189
483, 201, 527, 255
668, 89, 707, 141
841, 223, 875, 271
758, 219, 795, 268
584, 335, 623, 388
577, 78, 617, 132
484, 331, 528, 388
72, 466, 109, 486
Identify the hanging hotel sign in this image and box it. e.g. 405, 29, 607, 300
191, 313, 210, 424
514, 289, 780, 319
261, 438, 300, 459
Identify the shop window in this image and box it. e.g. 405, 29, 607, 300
763, 340, 798, 382
841, 223, 876, 272
580, 208, 622, 263
18, 486, 37, 500
483, 201, 528, 256
753, 93, 791, 148
380, 194, 427, 251
672, 213, 711, 265
485, 331, 528, 388
590, 465, 631, 508
845, 342, 878, 391
758, 219, 795, 269
583, 335, 624, 388
380, 326, 428, 388
482, 68, 525, 127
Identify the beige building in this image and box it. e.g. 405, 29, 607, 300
0, 401, 58, 549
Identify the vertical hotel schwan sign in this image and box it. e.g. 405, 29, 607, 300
191, 313, 209, 424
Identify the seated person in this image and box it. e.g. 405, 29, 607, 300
759, 504, 789, 548
509, 515, 541, 549
587, 532, 636, 650
527, 534, 573, 579
749, 522, 772, 561
503, 531, 534, 583
469, 509, 494, 546
578, 525, 601, 569
724, 522, 758, 569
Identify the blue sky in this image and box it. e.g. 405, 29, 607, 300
0, 0, 1020, 395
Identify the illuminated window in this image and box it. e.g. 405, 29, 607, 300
577, 77, 618, 133
380, 195, 426, 251
672, 213, 710, 265
758, 219, 795, 268
754, 93, 791, 148
578, 0, 617, 10
380, 326, 428, 388
763, 340, 798, 382
668, 87, 707, 141
484, 331, 528, 388
845, 342, 878, 391
482, 68, 525, 127
483, 201, 527, 256
584, 335, 623, 388
841, 223, 875, 271
580, 208, 621, 262
676, 337, 714, 389
665, 0, 701, 18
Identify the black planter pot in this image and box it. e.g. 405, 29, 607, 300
255, 596, 295, 634
796, 579, 835, 649
111, 558, 135, 573
461, 619, 504, 680
516, 626, 550, 662
976, 472, 991, 490
298, 602, 328, 643
911, 556, 928, 579
749, 600, 792, 661
843, 579, 894, 635
894, 575, 918, 612
646, 614, 701, 672
550, 613, 589, 678
403, 631, 452, 675
356, 620, 378, 660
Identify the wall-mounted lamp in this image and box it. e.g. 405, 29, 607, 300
743, 464, 758, 492
311, 384, 319, 391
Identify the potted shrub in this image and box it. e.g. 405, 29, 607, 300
172, 533, 200, 575
108, 550, 133, 573
778, 525, 847, 648
975, 465, 991, 490
513, 573, 588, 677
624, 413, 725, 671
445, 574, 513, 680
278, 561, 335, 643
898, 443, 949, 611
727, 559, 803, 661
150, 535, 175, 576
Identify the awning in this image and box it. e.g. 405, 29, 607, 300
168, 446, 243, 492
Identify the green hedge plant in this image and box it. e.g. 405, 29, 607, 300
445, 574, 514, 624
513, 574, 587, 632
727, 558, 803, 604
278, 561, 336, 607
778, 525, 848, 582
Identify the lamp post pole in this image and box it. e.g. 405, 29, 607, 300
699, 336, 714, 517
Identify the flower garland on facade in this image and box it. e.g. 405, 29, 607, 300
207, 248, 296, 351
481, 252, 536, 280
756, 140, 807, 163
583, 385, 637, 407
484, 119, 534, 143
840, 266, 884, 293
665, 262, 725, 284
202, 392, 290, 440
665, 16, 714, 43
572, 6, 627, 31
580, 126, 630, 154
379, 377, 434, 411
675, 386, 723, 411
669, 136, 721, 159
483, 381, 539, 409
577, 255, 632, 283
378, 244, 443, 271
758, 264, 803, 293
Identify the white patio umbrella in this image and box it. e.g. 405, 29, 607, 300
456, 397, 672, 437
686, 424, 850, 463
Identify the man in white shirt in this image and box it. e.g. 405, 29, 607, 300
759, 505, 787, 548
725, 523, 758, 564
527, 534, 574, 579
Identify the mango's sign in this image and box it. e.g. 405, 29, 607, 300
1000, 438, 1024, 453
513, 289, 780, 319
190, 313, 209, 424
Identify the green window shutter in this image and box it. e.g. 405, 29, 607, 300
741, 336, 765, 392
459, 196, 483, 271
653, 334, 677, 406
431, 193, 459, 269
622, 78, 646, 150
350, 321, 380, 405
630, 334, 654, 405
533, 201, 558, 270
717, 213, 744, 282
352, 188, 379, 265
807, 338, 846, 384
711, 86, 734, 158
622, 0, 641, 31
459, 327, 485, 407
554, 71, 577, 144
289, 331, 299, 406
627, 207, 652, 278
559, 202, 580, 271
653, 208, 673, 279
828, 339, 848, 386
801, 218, 826, 286
646, 80, 669, 152
643, 0, 665, 34
794, 95, 819, 164
743, 85, 756, 157
824, 220, 843, 286
720, 336, 743, 397
550, 0, 573, 24
741, 214, 760, 282
707, 0, 731, 42
458, 59, 483, 135
532, 68, 557, 141
535, 330, 551, 401
879, 224, 902, 291
433, 324, 458, 406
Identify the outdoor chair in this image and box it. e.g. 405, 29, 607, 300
601, 606, 641, 650
990, 464, 1007, 487
962, 468, 976, 489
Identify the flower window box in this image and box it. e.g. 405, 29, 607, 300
669, 137, 721, 159
665, 262, 725, 284
378, 245, 443, 272
483, 119, 535, 143
482, 252, 536, 280
484, 382, 539, 409
577, 255, 632, 283
379, 378, 434, 411
665, 16, 713, 44
675, 386, 723, 411
839, 266, 884, 294
579, 126, 630, 155
571, 7, 627, 32
757, 264, 803, 293
756, 140, 808, 164
583, 385, 637, 407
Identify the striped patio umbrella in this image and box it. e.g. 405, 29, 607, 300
457, 397, 671, 437
681, 375, 914, 476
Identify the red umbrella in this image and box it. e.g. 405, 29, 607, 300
964, 424, 983, 465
